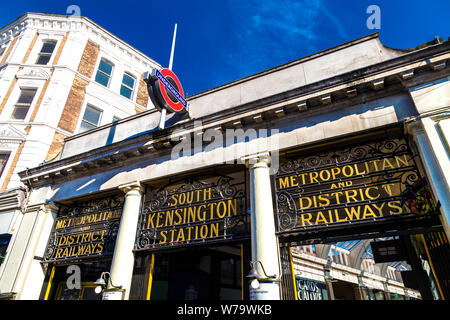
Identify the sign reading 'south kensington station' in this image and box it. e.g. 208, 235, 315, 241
274, 138, 436, 233
135, 174, 249, 250
44, 197, 124, 262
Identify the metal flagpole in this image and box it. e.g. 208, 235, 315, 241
158, 23, 178, 130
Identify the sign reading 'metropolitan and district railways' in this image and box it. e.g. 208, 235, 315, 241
44, 196, 124, 262
274, 138, 436, 233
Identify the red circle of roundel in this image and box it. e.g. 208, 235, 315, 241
158, 68, 185, 112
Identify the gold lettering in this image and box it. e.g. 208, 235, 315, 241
314, 211, 328, 224
279, 177, 290, 189
211, 223, 219, 238
354, 164, 366, 175
365, 186, 380, 200
165, 210, 174, 226
179, 193, 186, 205
200, 225, 208, 238
176, 228, 185, 242
395, 155, 409, 168
228, 199, 237, 216
299, 197, 312, 210
342, 165, 354, 177
372, 202, 385, 217
319, 169, 331, 181
55, 248, 63, 258
160, 230, 167, 244
334, 209, 348, 223
318, 194, 330, 207
147, 213, 156, 229
174, 209, 183, 225
204, 188, 212, 201
388, 201, 403, 215
345, 189, 358, 203
217, 201, 227, 218
382, 158, 395, 170
362, 205, 377, 219
290, 175, 299, 187
330, 167, 341, 180
309, 172, 319, 183
344, 206, 361, 220
382, 183, 396, 196
301, 213, 312, 226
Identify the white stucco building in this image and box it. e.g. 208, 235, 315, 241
0, 13, 161, 287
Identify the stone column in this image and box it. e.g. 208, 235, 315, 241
243, 152, 281, 300
4, 202, 58, 300
108, 181, 144, 300
407, 117, 450, 240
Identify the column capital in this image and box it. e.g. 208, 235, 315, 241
241, 151, 271, 169
43, 201, 59, 212
119, 181, 144, 196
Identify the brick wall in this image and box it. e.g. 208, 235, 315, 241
57, 75, 89, 133
45, 132, 67, 161
57, 39, 100, 134
136, 73, 149, 109
77, 39, 100, 78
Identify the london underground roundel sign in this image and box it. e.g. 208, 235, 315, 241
145, 68, 187, 113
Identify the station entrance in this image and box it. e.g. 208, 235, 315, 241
274, 127, 450, 300
130, 244, 248, 300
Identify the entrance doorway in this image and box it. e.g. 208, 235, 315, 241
40, 260, 111, 300
282, 230, 449, 300
145, 245, 245, 300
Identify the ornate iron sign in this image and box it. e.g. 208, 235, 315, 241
135, 173, 248, 251
274, 138, 436, 233
44, 196, 124, 263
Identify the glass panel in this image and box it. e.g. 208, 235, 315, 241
220, 259, 234, 285
83, 105, 101, 125
0, 153, 10, 178
81, 287, 102, 300
17, 89, 37, 104
36, 54, 51, 65
95, 72, 110, 87
120, 85, 132, 99
79, 121, 96, 133
122, 73, 135, 88
40, 41, 56, 54
98, 59, 113, 75
11, 106, 30, 120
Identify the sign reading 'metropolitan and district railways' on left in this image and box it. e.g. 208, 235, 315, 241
44, 196, 124, 263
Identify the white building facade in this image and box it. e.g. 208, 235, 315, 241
0, 14, 448, 301
0, 13, 161, 297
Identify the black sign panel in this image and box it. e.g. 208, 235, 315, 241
44, 196, 124, 263
135, 173, 249, 251
371, 239, 407, 263
274, 138, 436, 234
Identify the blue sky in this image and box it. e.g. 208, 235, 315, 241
1, 0, 449, 96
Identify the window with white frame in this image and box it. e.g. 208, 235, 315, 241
36, 40, 57, 65
10, 88, 37, 120
120, 73, 136, 99
95, 58, 114, 87
79, 105, 102, 133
